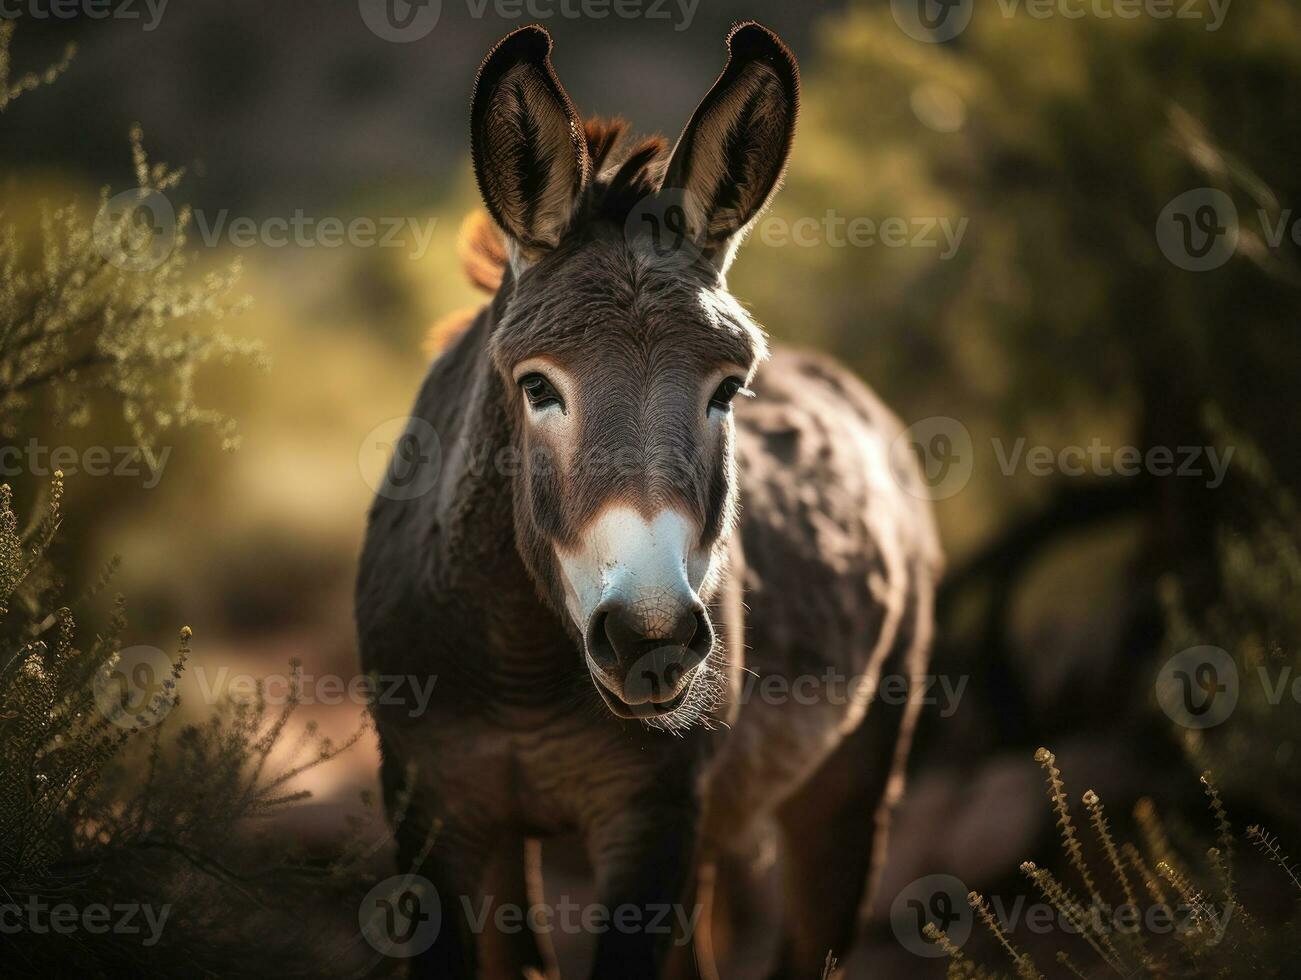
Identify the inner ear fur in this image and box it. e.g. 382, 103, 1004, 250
470, 25, 590, 263
662, 22, 800, 264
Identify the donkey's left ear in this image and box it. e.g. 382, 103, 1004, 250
471, 25, 590, 270
662, 22, 799, 272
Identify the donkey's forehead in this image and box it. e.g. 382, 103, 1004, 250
491, 236, 766, 370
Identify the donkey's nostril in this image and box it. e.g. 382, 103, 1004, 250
686, 607, 714, 659
585, 610, 617, 670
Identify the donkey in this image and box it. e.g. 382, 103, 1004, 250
356, 21, 942, 980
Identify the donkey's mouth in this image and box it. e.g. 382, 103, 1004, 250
586, 650, 700, 720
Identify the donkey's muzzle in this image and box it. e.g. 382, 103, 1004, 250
584, 597, 713, 718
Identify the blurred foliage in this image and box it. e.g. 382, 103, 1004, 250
1162, 414, 1301, 823
0, 27, 375, 975
745, 2, 1301, 446
931, 750, 1301, 978
737, 2, 1301, 577
1, 79, 264, 451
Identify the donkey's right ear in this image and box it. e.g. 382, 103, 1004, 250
471, 25, 590, 271
662, 22, 799, 272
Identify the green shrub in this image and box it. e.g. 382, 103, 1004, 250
0, 27, 370, 975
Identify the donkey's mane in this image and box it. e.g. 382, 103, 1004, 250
581, 116, 669, 224
427, 117, 668, 357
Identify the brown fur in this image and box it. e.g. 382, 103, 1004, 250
358, 22, 941, 980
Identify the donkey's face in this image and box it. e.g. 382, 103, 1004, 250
470, 23, 798, 724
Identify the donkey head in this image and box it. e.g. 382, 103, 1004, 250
470, 22, 798, 726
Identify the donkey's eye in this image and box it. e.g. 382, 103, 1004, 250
519, 373, 564, 412
708, 377, 747, 414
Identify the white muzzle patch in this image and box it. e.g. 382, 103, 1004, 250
556, 505, 711, 634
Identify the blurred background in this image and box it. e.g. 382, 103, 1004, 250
3, 0, 1300, 975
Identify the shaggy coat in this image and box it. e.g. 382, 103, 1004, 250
356, 21, 941, 980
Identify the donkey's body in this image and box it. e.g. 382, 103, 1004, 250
357, 23, 940, 980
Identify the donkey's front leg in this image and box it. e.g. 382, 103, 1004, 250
587, 803, 702, 980
393, 819, 488, 980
